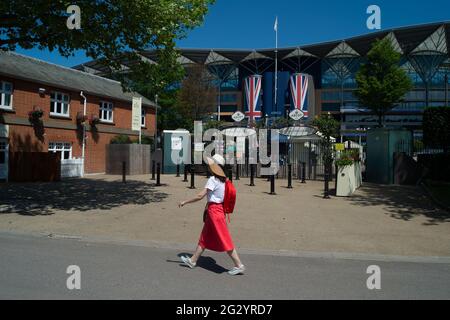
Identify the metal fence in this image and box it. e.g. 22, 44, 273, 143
231, 140, 336, 181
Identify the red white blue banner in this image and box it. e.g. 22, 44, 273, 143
290, 73, 309, 118
244, 75, 263, 123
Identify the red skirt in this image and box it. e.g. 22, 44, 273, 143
198, 203, 235, 252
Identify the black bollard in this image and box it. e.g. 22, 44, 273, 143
176, 164, 180, 177
189, 166, 196, 189
122, 161, 126, 184
183, 164, 189, 182
287, 164, 293, 189
235, 165, 240, 181
301, 162, 306, 184
227, 166, 233, 183
156, 163, 161, 187
323, 164, 330, 199
250, 164, 255, 187
270, 174, 276, 195
151, 160, 156, 180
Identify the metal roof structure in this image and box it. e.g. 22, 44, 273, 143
73, 21, 450, 77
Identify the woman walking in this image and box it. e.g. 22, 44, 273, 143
178, 154, 246, 276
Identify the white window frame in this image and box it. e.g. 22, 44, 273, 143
48, 142, 72, 160
141, 108, 146, 128
50, 91, 70, 117
99, 101, 114, 123
0, 81, 13, 110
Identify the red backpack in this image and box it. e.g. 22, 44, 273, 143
223, 180, 237, 221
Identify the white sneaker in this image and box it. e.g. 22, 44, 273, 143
181, 256, 197, 269
228, 265, 246, 276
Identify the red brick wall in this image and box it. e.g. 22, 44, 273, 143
1, 76, 155, 174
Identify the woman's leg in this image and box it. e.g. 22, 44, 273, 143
227, 249, 244, 268
190, 245, 205, 264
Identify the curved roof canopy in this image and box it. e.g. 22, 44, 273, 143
73, 22, 450, 75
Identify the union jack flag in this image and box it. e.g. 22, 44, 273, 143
244, 75, 263, 124
290, 73, 309, 117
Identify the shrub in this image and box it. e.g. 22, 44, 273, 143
111, 134, 132, 144
423, 107, 450, 151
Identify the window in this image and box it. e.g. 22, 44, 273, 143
0, 81, 13, 109
0, 141, 6, 164
99, 101, 114, 122
50, 92, 70, 116
48, 142, 72, 160
141, 108, 146, 127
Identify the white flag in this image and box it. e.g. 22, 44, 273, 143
274, 16, 278, 32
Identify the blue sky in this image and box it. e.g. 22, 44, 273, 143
15, 0, 450, 67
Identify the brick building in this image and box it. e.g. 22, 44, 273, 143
0, 51, 156, 180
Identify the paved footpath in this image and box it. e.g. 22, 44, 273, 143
1, 175, 449, 257
0, 232, 449, 300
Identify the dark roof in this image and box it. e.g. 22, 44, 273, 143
74, 21, 449, 74
0, 50, 156, 108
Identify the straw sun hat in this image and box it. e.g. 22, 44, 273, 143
206, 154, 226, 178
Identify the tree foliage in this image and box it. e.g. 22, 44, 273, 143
423, 107, 450, 151
0, 0, 214, 96
312, 113, 340, 167
354, 38, 413, 127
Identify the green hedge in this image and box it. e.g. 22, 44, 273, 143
423, 107, 450, 150
110, 134, 154, 145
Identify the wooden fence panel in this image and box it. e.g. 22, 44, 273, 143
9, 152, 61, 182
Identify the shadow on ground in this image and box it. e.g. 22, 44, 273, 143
0, 178, 168, 216
348, 183, 450, 225
175, 253, 228, 274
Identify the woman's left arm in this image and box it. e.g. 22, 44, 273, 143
179, 189, 208, 208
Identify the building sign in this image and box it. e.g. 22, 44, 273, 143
335, 143, 345, 151
232, 111, 245, 123
289, 109, 304, 121
131, 97, 142, 132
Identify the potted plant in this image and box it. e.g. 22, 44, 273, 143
335, 149, 360, 197
76, 112, 88, 124
89, 114, 100, 126
336, 152, 355, 197
28, 107, 44, 122
28, 106, 45, 140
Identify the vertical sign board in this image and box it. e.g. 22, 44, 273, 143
132, 97, 142, 143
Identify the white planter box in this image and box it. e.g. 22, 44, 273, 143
61, 159, 84, 178
336, 162, 362, 197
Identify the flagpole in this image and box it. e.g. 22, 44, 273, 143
274, 16, 278, 119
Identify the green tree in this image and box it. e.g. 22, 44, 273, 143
312, 113, 340, 198
423, 107, 450, 152
177, 64, 217, 124
0, 0, 214, 95
354, 38, 413, 127
158, 89, 193, 132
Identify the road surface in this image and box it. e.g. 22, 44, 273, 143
0, 232, 449, 300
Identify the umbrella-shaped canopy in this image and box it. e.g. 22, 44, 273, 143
221, 127, 257, 138
279, 126, 317, 137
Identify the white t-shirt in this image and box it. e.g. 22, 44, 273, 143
205, 176, 225, 204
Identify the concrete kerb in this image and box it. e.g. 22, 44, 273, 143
2, 230, 450, 265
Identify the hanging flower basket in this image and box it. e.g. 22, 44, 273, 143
89, 115, 100, 126
28, 108, 44, 120
28, 107, 44, 122
76, 112, 88, 124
